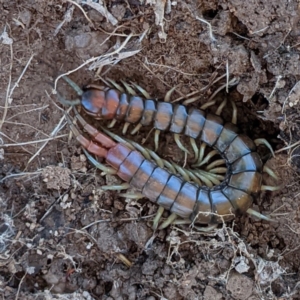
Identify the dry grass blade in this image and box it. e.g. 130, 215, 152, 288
88, 32, 142, 70
83, 0, 118, 26
25, 106, 72, 167
54, 32, 141, 89
0, 49, 34, 131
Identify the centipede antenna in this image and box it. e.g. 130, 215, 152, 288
154, 129, 160, 152
165, 86, 178, 102
230, 100, 237, 124
121, 80, 137, 95
205, 159, 226, 171
82, 148, 117, 175
62, 76, 83, 96
131, 123, 143, 135
254, 138, 275, 157
263, 165, 279, 180
174, 134, 191, 156
261, 185, 281, 191
122, 122, 130, 135
130, 82, 151, 99
105, 78, 125, 93
102, 183, 131, 191
215, 98, 227, 115
107, 119, 117, 128
195, 150, 218, 167
190, 138, 199, 161
246, 208, 272, 221
152, 207, 165, 230
158, 213, 177, 229
56, 93, 81, 106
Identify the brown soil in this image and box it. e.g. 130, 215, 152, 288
1, 1, 300, 299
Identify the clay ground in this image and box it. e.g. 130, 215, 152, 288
1, 0, 300, 299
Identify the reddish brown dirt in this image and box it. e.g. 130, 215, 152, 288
1, 1, 300, 299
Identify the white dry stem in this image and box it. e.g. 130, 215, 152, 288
281, 80, 300, 113
195, 16, 216, 42
82, 0, 118, 26
25, 106, 72, 167
54, 5, 74, 36
268, 75, 282, 100
1, 134, 68, 147
0, 49, 34, 132
54, 32, 141, 89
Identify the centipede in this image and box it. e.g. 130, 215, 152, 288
58, 76, 279, 231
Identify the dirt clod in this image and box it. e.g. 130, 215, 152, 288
227, 272, 254, 300
42, 166, 71, 190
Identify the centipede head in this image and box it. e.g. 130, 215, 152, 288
81, 84, 119, 120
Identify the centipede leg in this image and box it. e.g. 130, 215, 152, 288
130, 123, 143, 135
230, 100, 237, 124
121, 80, 137, 95
193, 143, 206, 166
173, 164, 191, 182
246, 208, 273, 221
190, 138, 199, 160
102, 183, 130, 191
119, 192, 144, 199
122, 122, 131, 135
154, 129, 160, 152
194, 149, 219, 167
105, 78, 125, 93
107, 119, 117, 128
174, 133, 191, 155
130, 82, 151, 99
158, 213, 177, 230
82, 148, 117, 174
215, 98, 227, 116
263, 165, 278, 180
205, 159, 226, 171
173, 219, 218, 232
164, 86, 177, 102
101, 127, 135, 150
153, 206, 165, 230
207, 167, 227, 174
254, 138, 275, 157
261, 185, 281, 191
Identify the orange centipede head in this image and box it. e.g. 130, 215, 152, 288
81, 88, 106, 119
81, 85, 120, 120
